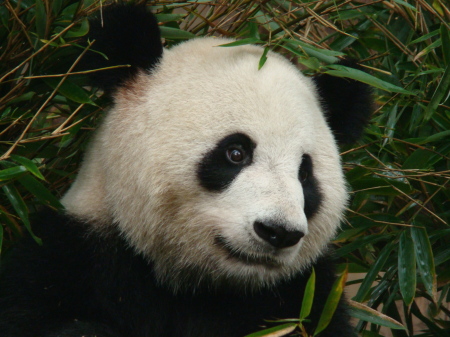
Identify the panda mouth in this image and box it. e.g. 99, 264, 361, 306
214, 236, 279, 267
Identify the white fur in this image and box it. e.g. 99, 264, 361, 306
62, 38, 347, 290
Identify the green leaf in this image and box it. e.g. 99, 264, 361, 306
155, 14, 185, 23
248, 21, 260, 40
432, 0, 445, 16
10, 155, 45, 180
17, 175, 64, 210
10, 91, 35, 103
35, 0, 47, 39
415, 130, 450, 144
64, 18, 89, 38
350, 177, 413, 196
409, 29, 440, 45
314, 268, 347, 335
383, 103, 397, 144
324, 65, 415, 95
348, 300, 406, 330
52, 0, 64, 15
441, 24, 450, 66
2, 184, 41, 245
244, 323, 297, 337
300, 268, 315, 320
398, 230, 416, 307
335, 234, 387, 257
44, 78, 96, 105
411, 225, 437, 301
415, 38, 442, 59
435, 247, 450, 266
159, 26, 196, 40
282, 40, 342, 64
424, 65, 450, 121
258, 47, 270, 70
0, 166, 27, 181
298, 57, 321, 70
392, 0, 417, 11
218, 38, 263, 47
353, 242, 394, 302
402, 149, 441, 169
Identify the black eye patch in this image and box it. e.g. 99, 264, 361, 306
197, 133, 255, 192
299, 154, 322, 219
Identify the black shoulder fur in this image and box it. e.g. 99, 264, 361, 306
0, 210, 355, 337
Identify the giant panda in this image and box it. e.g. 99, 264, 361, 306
0, 4, 372, 337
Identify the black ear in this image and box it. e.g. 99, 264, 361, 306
312, 60, 373, 145
82, 3, 163, 92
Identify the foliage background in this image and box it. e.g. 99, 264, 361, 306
0, 0, 449, 336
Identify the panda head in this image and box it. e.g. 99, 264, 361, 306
62, 4, 372, 291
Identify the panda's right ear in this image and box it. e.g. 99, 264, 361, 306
81, 3, 163, 92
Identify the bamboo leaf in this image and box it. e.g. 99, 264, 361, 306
282, 40, 341, 64
35, 0, 47, 39
335, 234, 386, 257
44, 78, 96, 105
2, 184, 41, 245
414, 39, 442, 61
244, 323, 297, 337
398, 230, 416, 307
353, 242, 394, 302
155, 14, 185, 23
409, 29, 440, 45
218, 38, 263, 47
411, 225, 437, 302
10, 155, 45, 180
424, 65, 450, 121
64, 18, 89, 38
442, 24, 450, 66
300, 268, 315, 320
159, 26, 196, 40
419, 130, 450, 144
348, 300, 406, 330
392, 0, 417, 11
258, 47, 270, 70
0, 166, 27, 181
402, 149, 441, 170
324, 65, 415, 95
17, 175, 64, 210
314, 267, 348, 335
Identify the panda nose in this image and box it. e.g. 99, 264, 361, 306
253, 221, 304, 249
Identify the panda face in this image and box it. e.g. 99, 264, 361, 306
62, 38, 348, 290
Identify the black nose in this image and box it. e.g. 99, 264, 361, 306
253, 221, 304, 249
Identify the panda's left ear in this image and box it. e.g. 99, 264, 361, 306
312, 60, 373, 145
81, 3, 163, 92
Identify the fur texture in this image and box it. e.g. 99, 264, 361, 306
62, 37, 348, 290
82, 4, 163, 91
0, 4, 373, 336
0, 211, 355, 337
312, 59, 373, 144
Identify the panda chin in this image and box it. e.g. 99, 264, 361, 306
214, 236, 281, 269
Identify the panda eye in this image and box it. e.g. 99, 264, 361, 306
226, 147, 245, 164
299, 154, 312, 183
299, 168, 308, 182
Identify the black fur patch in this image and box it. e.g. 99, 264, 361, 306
81, 4, 163, 91
313, 59, 373, 144
299, 154, 322, 218
197, 133, 256, 191
0, 210, 356, 337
